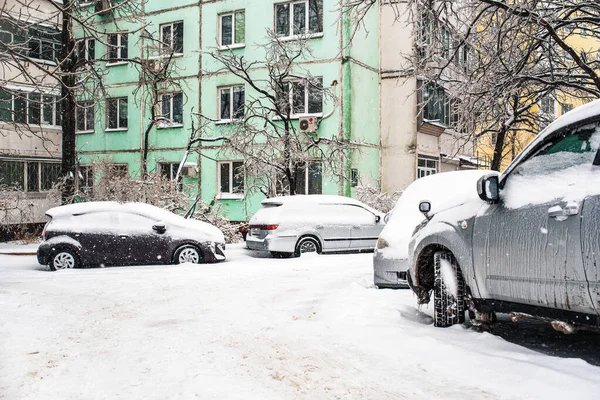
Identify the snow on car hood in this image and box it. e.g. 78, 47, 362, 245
378, 170, 496, 259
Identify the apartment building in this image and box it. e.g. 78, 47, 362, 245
0, 0, 62, 228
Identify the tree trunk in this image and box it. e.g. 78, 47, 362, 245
60, 1, 77, 204
490, 125, 506, 172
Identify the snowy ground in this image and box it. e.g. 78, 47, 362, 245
1, 244, 599, 400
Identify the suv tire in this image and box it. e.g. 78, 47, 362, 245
433, 250, 465, 327
294, 236, 321, 257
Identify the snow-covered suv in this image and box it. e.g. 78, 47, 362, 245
408, 99, 600, 330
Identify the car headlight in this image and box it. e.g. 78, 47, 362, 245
376, 237, 389, 249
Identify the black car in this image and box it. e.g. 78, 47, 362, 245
37, 202, 226, 271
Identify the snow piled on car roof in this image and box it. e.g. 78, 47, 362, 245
378, 170, 496, 259
261, 195, 382, 215
46, 201, 224, 242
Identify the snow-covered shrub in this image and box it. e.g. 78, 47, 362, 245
0, 185, 36, 240
356, 185, 402, 213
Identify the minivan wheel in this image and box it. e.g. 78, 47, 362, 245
294, 236, 321, 257
49, 250, 79, 271
174, 245, 202, 264
433, 250, 465, 327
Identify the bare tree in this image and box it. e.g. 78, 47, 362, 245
350, 0, 600, 170
200, 32, 355, 197
0, 0, 146, 201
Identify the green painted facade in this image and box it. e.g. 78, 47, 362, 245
76, 0, 380, 221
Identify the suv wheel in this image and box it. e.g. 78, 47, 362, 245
294, 236, 321, 257
49, 250, 79, 271
433, 250, 465, 327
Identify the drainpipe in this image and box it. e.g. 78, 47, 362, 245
342, 3, 352, 198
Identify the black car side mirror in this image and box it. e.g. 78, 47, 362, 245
477, 174, 500, 204
375, 215, 381, 223
419, 201, 432, 220
152, 222, 166, 234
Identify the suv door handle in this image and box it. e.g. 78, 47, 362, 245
316, 225, 324, 229
119, 234, 129, 239
548, 204, 579, 219
352, 225, 360, 229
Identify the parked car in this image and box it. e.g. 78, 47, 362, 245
38, 202, 226, 271
408, 99, 600, 329
246, 195, 385, 257
374, 170, 497, 289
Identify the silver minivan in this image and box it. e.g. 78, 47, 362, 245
408, 99, 600, 330
246, 195, 385, 257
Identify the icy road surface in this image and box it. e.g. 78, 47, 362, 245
1, 244, 599, 400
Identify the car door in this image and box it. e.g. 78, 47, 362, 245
71, 211, 121, 266
580, 182, 600, 316
344, 205, 382, 250
473, 122, 599, 312
114, 212, 171, 265
317, 204, 352, 251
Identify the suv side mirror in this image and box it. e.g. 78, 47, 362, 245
477, 175, 500, 204
152, 222, 166, 234
375, 215, 381, 223
419, 201, 432, 220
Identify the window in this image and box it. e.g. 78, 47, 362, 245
77, 38, 96, 62
219, 86, 245, 121
561, 103, 573, 115
0, 160, 60, 192
0, 90, 61, 126
77, 165, 94, 195
218, 161, 244, 197
160, 22, 184, 55
76, 101, 95, 132
277, 160, 322, 195
0, 19, 26, 53
106, 97, 128, 130
28, 25, 61, 62
159, 92, 183, 126
275, 0, 323, 37
219, 11, 245, 47
279, 77, 323, 116
422, 83, 449, 126
440, 25, 450, 59
107, 32, 128, 62
159, 162, 183, 192
417, 155, 438, 178
512, 122, 600, 178
351, 168, 359, 188
539, 95, 556, 131
108, 164, 128, 178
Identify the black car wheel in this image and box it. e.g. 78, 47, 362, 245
49, 249, 79, 271
433, 250, 466, 327
174, 245, 202, 264
294, 236, 321, 257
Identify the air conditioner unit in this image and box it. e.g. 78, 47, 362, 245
95, 0, 112, 15
181, 163, 198, 178
299, 117, 318, 135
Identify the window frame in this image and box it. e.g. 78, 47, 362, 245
218, 85, 245, 122
0, 90, 61, 127
158, 92, 184, 128
159, 21, 184, 56
76, 165, 94, 196
106, 97, 128, 131
417, 154, 438, 179
219, 10, 246, 49
106, 32, 128, 65
280, 77, 323, 118
274, 0, 324, 40
76, 100, 95, 133
217, 160, 245, 199
28, 25, 61, 64
77, 37, 96, 63
0, 159, 60, 192
158, 162, 184, 192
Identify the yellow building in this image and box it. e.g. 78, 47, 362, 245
475, 32, 599, 171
